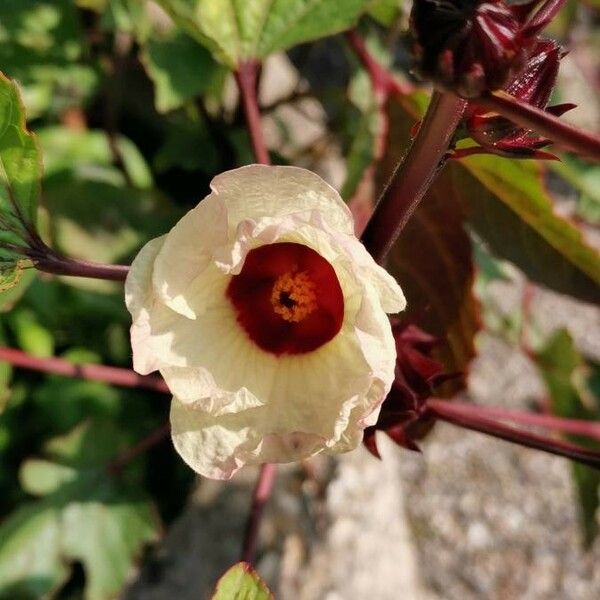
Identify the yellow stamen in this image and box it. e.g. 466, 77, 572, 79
271, 271, 317, 322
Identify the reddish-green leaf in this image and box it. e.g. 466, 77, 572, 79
211, 562, 274, 600
458, 155, 600, 304
383, 100, 480, 388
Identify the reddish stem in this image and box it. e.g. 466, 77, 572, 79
361, 92, 468, 263
345, 31, 413, 97
434, 399, 600, 441
32, 252, 129, 281
235, 61, 270, 165
240, 463, 277, 564
108, 423, 171, 476
0, 346, 169, 393
426, 399, 600, 469
477, 91, 600, 161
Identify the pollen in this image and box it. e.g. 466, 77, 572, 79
271, 271, 317, 322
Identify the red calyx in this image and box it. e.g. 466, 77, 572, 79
364, 322, 455, 457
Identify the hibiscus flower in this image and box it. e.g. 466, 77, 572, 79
125, 165, 405, 479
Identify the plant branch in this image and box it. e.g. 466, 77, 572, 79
0, 346, 169, 393
30, 248, 129, 282
235, 61, 270, 165
361, 92, 467, 263
345, 30, 413, 97
426, 399, 600, 469
434, 399, 600, 441
477, 91, 600, 161
240, 463, 277, 564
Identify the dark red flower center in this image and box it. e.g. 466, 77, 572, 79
226, 242, 344, 355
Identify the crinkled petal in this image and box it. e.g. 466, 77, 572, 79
152, 195, 228, 318
211, 164, 354, 236
170, 397, 262, 480
170, 396, 332, 480
125, 236, 166, 374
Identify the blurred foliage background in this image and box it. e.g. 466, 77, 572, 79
0, 1, 599, 598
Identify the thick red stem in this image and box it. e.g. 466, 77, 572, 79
478, 91, 600, 161
426, 399, 600, 469
0, 346, 169, 393
361, 92, 467, 263
434, 399, 600, 441
235, 61, 270, 165
240, 463, 277, 564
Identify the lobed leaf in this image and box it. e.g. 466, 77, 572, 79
0, 421, 161, 599
155, 0, 372, 68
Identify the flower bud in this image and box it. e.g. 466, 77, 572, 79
465, 39, 575, 158
411, 0, 527, 97
410, 0, 564, 98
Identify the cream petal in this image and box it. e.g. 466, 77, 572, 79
152, 195, 228, 318
160, 365, 265, 415
210, 164, 355, 236
125, 235, 166, 320
170, 397, 263, 480
125, 236, 166, 375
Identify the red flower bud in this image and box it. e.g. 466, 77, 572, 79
465, 39, 575, 159
410, 0, 566, 98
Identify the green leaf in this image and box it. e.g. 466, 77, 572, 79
0, 321, 12, 413
0, 74, 40, 300
211, 562, 274, 600
36, 127, 179, 279
0, 1, 98, 118
550, 154, 600, 226
0, 503, 69, 600
0, 421, 161, 600
536, 330, 600, 547
457, 156, 600, 304
0, 73, 40, 226
367, 0, 404, 26
38, 126, 153, 190
0, 265, 35, 312
342, 104, 380, 200
156, 0, 372, 68
141, 31, 226, 113
8, 309, 54, 357
154, 118, 219, 174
